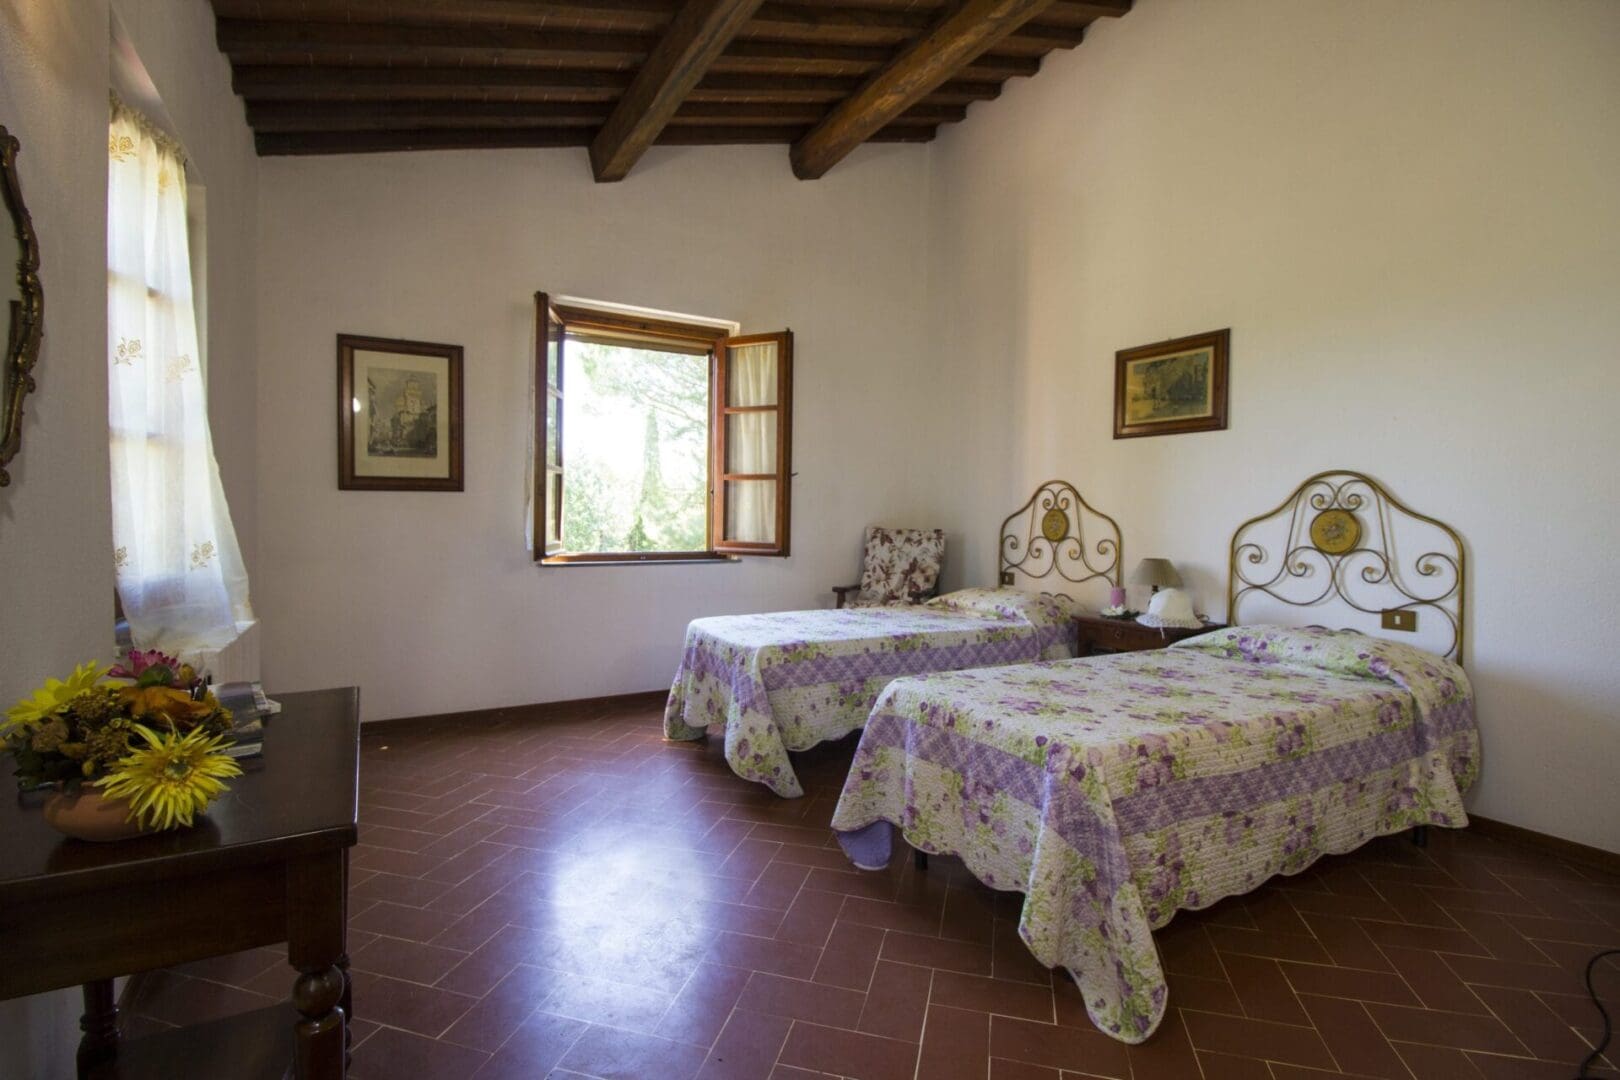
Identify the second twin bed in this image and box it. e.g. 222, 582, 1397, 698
663, 470, 1478, 1047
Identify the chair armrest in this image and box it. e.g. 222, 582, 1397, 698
832, 583, 862, 609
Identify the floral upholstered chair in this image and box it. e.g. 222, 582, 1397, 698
832, 527, 947, 608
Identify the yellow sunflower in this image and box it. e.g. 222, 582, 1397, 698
96, 725, 242, 831
5, 661, 109, 733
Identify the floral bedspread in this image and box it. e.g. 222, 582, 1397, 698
663, 589, 1077, 798
829, 626, 1478, 1044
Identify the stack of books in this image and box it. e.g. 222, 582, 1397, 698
215, 681, 280, 759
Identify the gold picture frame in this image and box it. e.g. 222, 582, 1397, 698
1, 124, 44, 488
1113, 328, 1229, 439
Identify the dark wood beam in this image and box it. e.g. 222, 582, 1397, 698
791, 0, 1058, 178
210, 0, 1125, 24
209, 0, 677, 31
233, 65, 1001, 106
716, 41, 1037, 80
209, 1, 1096, 53
232, 65, 633, 103
215, 19, 653, 68
244, 99, 962, 132
207, 0, 1123, 33
743, 3, 1083, 54
215, 20, 1034, 82
256, 123, 933, 156
589, 0, 771, 181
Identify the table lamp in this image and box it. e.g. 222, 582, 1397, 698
1129, 558, 1183, 595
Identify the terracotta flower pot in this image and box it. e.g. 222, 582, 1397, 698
42, 788, 151, 842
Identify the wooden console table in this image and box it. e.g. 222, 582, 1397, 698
0, 687, 360, 1079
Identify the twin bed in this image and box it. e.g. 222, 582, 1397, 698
663, 480, 1123, 797
664, 471, 1478, 1047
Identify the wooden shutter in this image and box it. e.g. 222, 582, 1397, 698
534, 292, 565, 560
713, 331, 792, 557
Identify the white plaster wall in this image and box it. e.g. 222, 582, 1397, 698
924, 0, 1620, 851
0, 4, 119, 1070
0, 1, 259, 1075
254, 145, 940, 721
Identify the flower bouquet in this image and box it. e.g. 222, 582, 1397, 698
3, 651, 242, 841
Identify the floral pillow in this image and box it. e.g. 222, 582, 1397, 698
856, 527, 946, 605
1173, 624, 1471, 713
927, 587, 1076, 628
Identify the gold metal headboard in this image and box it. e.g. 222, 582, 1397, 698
999, 480, 1123, 591
1227, 471, 1467, 663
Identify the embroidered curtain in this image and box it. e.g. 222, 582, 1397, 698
107, 101, 251, 653
724, 340, 778, 543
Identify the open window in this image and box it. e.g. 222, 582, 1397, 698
533, 293, 792, 563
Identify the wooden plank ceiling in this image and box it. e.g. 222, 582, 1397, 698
208, 0, 1131, 180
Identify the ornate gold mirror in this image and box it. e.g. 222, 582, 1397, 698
1, 124, 43, 488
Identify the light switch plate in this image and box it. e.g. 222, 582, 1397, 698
1381, 608, 1417, 632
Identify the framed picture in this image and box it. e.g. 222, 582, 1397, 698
1113, 328, 1230, 439
337, 333, 463, 491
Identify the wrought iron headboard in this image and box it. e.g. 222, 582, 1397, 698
998, 480, 1123, 592
1227, 470, 1467, 663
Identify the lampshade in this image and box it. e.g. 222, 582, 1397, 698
1129, 557, 1183, 589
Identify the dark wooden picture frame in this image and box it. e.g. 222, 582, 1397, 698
337, 333, 463, 491
1113, 328, 1230, 439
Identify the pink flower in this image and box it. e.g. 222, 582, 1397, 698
110, 650, 182, 676
108, 649, 186, 687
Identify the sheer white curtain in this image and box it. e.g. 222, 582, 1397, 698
725, 341, 778, 544
107, 99, 251, 653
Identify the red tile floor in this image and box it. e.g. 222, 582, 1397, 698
123, 698, 1620, 1079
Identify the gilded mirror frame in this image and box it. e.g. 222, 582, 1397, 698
1, 124, 44, 488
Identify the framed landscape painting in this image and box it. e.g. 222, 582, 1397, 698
338, 333, 463, 490
1113, 328, 1230, 439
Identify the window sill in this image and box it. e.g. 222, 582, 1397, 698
539, 553, 738, 567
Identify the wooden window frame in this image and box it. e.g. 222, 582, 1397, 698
713, 331, 793, 558
534, 296, 791, 566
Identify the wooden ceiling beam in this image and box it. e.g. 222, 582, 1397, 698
215, 20, 654, 67
785, 0, 1125, 16
209, 0, 1124, 25
209, 0, 676, 29
209, 4, 1086, 56
256, 123, 933, 156
717, 41, 1037, 81
742, 3, 1082, 54
216, 19, 1036, 82
244, 99, 962, 133
589, 0, 771, 180
232, 65, 633, 102
696, 72, 998, 103
1038, 0, 1131, 26
791, 0, 1057, 178
233, 66, 1000, 106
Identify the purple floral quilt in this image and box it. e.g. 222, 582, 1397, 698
663, 589, 1077, 798
830, 625, 1478, 1044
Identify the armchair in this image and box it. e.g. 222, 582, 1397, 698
832, 526, 947, 608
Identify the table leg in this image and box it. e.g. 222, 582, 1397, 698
340, 849, 353, 1068
338, 952, 352, 1067
75, 978, 118, 1078
289, 850, 348, 1079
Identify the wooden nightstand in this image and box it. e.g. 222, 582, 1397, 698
1075, 613, 1225, 656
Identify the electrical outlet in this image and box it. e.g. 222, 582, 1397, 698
1000, 571, 1015, 586
1381, 608, 1417, 633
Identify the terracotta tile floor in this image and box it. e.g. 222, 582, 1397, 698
123, 698, 1620, 1079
